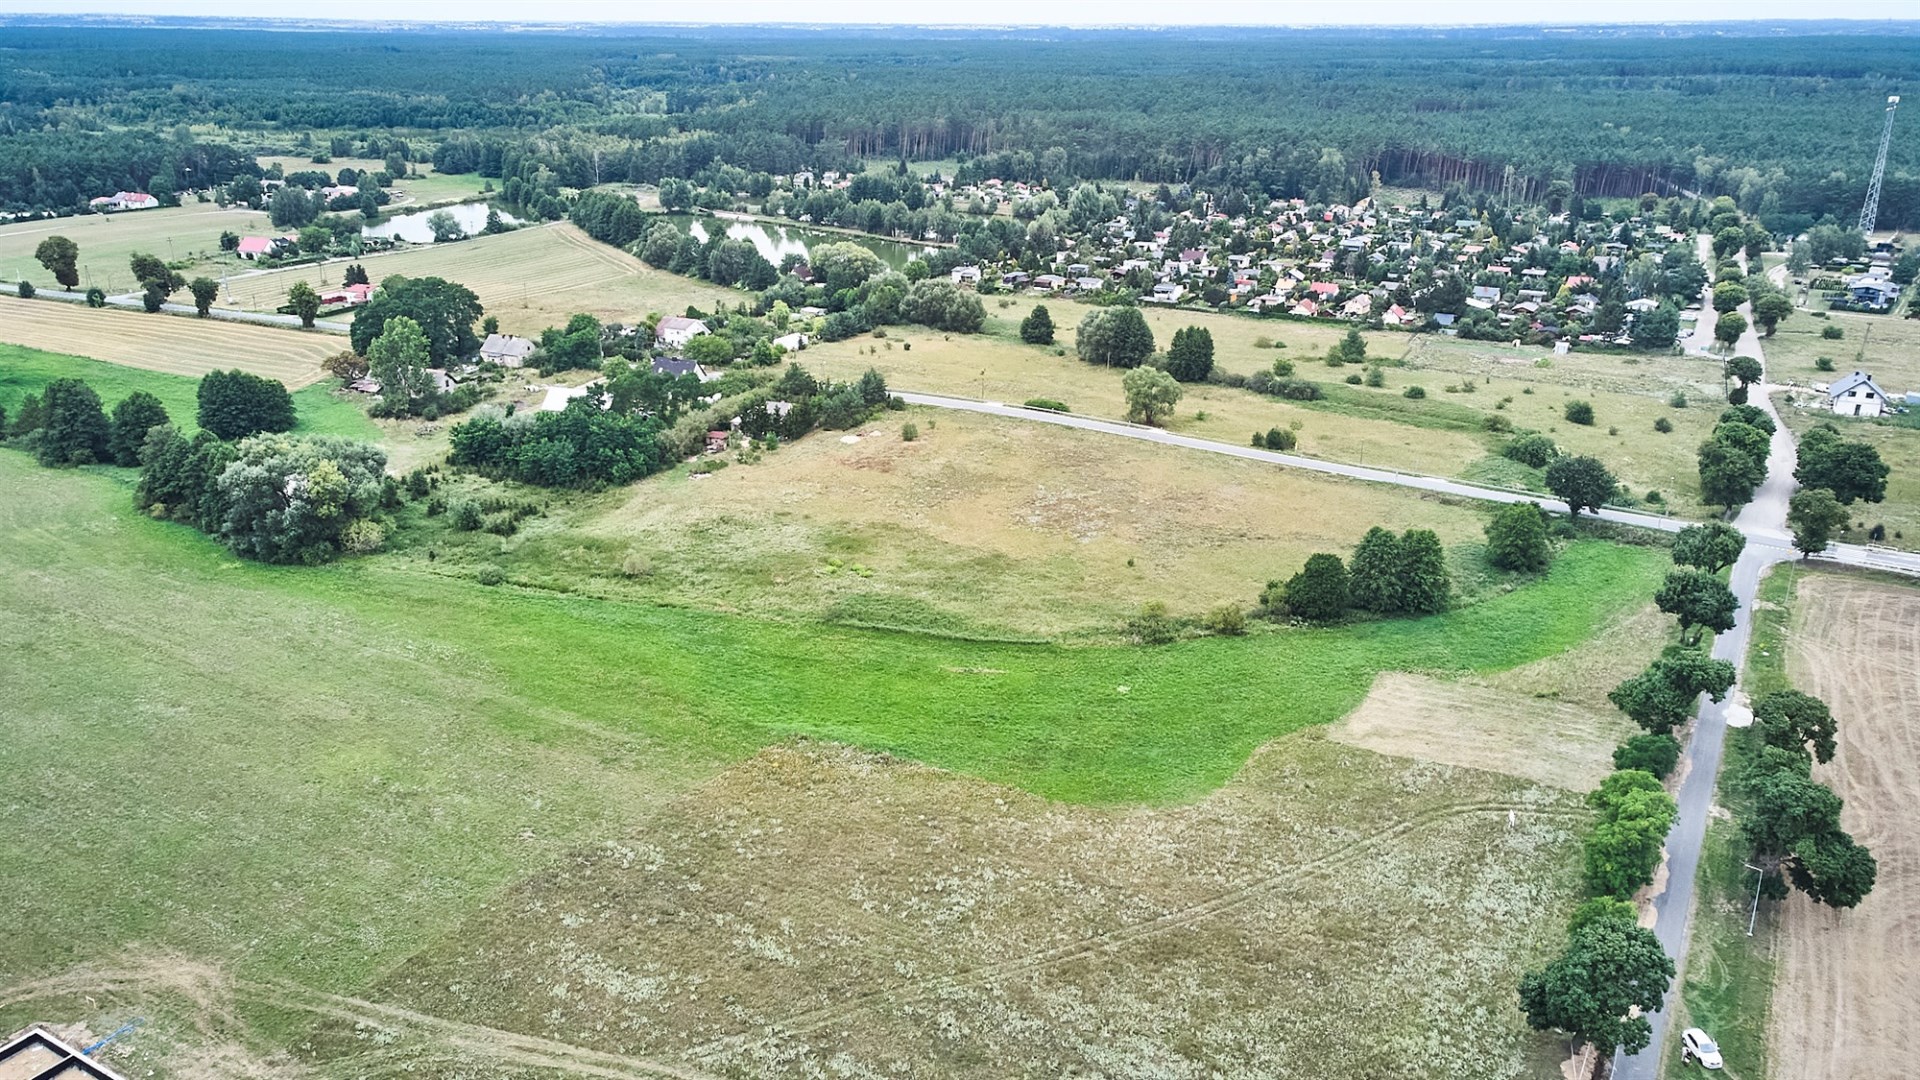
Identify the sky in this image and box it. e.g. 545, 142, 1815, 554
0, 0, 1877, 26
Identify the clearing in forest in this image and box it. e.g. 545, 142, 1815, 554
1767, 570, 1920, 1080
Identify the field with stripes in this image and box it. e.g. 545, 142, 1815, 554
0, 295, 338, 387
223, 223, 746, 336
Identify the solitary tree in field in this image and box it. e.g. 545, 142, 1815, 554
1076, 305, 1155, 367
1786, 487, 1850, 558
1121, 365, 1182, 426
33, 235, 80, 289
1518, 900, 1673, 1057
1654, 569, 1739, 645
1019, 304, 1055, 345
287, 282, 321, 329
188, 277, 219, 317
1671, 521, 1745, 574
1164, 325, 1215, 382
1544, 455, 1616, 516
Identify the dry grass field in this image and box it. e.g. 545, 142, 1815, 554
1768, 570, 1920, 1080
0, 295, 338, 387
805, 298, 1722, 513
441, 405, 1505, 639
222, 223, 744, 335
1759, 305, 1920, 395
349, 733, 1585, 1080
0, 202, 269, 292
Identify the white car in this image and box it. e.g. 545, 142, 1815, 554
1681, 1027, 1724, 1070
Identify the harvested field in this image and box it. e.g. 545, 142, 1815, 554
1768, 570, 1920, 1080
0, 295, 337, 388
221, 223, 742, 335
361, 735, 1586, 1080
0, 202, 267, 292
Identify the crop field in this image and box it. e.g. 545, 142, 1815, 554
0, 342, 375, 440
1766, 570, 1920, 1080
1759, 303, 1920, 395
0, 201, 269, 292
0, 294, 339, 387
803, 297, 1720, 513
1773, 397, 1920, 549
0, 452, 1666, 1077
222, 223, 744, 336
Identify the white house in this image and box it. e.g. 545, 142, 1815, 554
1828, 370, 1889, 418
950, 265, 982, 286
479, 333, 535, 368
89, 191, 159, 212
773, 332, 810, 352
655, 315, 709, 348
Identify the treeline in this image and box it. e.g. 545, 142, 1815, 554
3, 26, 1916, 223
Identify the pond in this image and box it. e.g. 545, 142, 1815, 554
668, 213, 934, 271
365, 203, 519, 244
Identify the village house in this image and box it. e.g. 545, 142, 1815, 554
318, 283, 374, 308
479, 333, 535, 368
89, 191, 159, 212
652, 357, 714, 381
1828, 370, 1888, 418
654, 315, 709, 348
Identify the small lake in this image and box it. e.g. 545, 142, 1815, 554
365, 203, 519, 244
669, 214, 933, 270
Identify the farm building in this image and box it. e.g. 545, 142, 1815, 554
87, 191, 159, 212
0, 1026, 129, 1079
479, 333, 535, 368
655, 315, 709, 348
1828, 370, 1889, 418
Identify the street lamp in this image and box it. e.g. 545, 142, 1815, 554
1744, 863, 1766, 936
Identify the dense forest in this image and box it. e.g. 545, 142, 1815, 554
1, 22, 1915, 226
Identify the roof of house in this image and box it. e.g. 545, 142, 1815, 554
1829, 370, 1885, 398
652, 357, 703, 379
656, 315, 707, 334
0, 1027, 129, 1080
236, 237, 275, 254
480, 333, 534, 358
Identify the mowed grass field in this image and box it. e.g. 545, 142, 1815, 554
0, 201, 269, 292
223, 223, 745, 336
1760, 304, 1920, 394
0, 295, 341, 388
0, 343, 376, 440
803, 296, 1722, 513
0, 454, 1663, 1077
428, 406, 1515, 639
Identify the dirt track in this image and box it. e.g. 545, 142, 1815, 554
1769, 572, 1920, 1080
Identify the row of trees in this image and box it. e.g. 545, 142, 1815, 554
1, 369, 293, 469
1261, 527, 1454, 623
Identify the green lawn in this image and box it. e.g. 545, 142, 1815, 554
0, 343, 375, 440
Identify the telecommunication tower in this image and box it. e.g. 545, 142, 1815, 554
1858, 95, 1900, 236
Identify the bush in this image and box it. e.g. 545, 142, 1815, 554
474, 566, 505, 586
16, 280, 33, 299
1814, 356, 1835, 372
1485, 501, 1552, 573
1668, 392, 1688, 409
1565, 400, 1595, 425
1203, 604, 1248, 636
1126, 601, 1179, 645
1345, 373, 1363, 385
1402, 385, 1426, 399
452, 501, 483, 531
1364, 367, 1385, 388
1484, 413, 1514, 433
1023, 398, 1069, 412
901, 421, 919, 442
1265, 426, 1296, 451
340, 518, 387, 554
1654, 416, 1673, 433
1821, 325, 1843, 340
1503, 432, 1560, 468
1283, 553, 1350, 622
1613, 734, 1682, 779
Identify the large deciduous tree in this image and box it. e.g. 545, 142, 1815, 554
1544, 455, 1616, 516
1518, 900, 1673, 1057
1075, 305, 1155, 368
1671, 522, 1745, 574
1787, 487, 1850, 557
1697, 438, 1766, 512
1795, 425, 1888, 506
215, 433, 388, 564
36, 377, 112, 466
33, 235, 80, 288
367, 315, 436, 416
1486, 501, 1551, 573
1753, 690, 1838, 764
1121, 365, 1182, 425
1020, 304, 1055, 345
1164, 326, 1215, 382
188, 277, 219, 317
107, 390, 171, 467
1609, 646, 1737, 735
349, 275, 483, 364
1654, 569, 1739, 645
1282, 553, 1350, 622
287, 281, 321, 328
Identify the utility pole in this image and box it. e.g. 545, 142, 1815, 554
1858, 96, 1899, 236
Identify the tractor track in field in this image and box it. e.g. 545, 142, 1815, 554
685, 798, 1582, 1062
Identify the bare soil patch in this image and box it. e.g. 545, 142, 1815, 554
1769, 571, 1920, 1080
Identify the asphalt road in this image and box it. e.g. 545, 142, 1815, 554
31, 287, 352, 333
